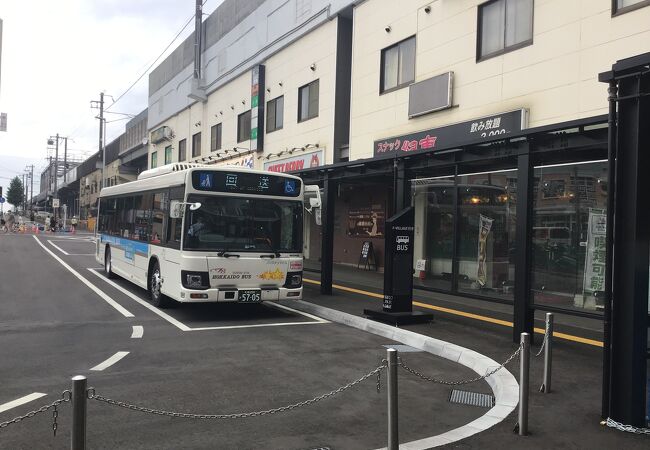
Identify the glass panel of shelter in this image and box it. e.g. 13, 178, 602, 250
411, 168, 517, 302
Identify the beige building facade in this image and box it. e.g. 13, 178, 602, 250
349, 0, 650, 160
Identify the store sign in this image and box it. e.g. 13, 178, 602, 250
373, 109, 526, 158
582, 211, 607, 295
250, 65, 265, 152
216, 154, 254, 169
264, 150, 323, 173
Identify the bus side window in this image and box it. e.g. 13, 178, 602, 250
151, 192, 167, 245
166, 188, 184, 249
134, 194, 152, 241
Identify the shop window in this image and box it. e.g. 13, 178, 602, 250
151, 151, 157, 169
412, 177, 455, 291
178, 139, 187, 162
211, 124, 222, 151
266, 96, 284, 133
298, 80, 319, 122
531, 161, 608, 314
238, 110, 251, 143
164, 145, 172, 165
613, 0, 650, 15
457, 169, 517, 300
477, 0, 533, 61
380, 36, 416, 93
192, 132, 201, 158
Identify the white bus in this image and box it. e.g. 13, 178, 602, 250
95, 163, 318, 308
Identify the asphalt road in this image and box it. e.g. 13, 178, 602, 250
0, 232, 494, 449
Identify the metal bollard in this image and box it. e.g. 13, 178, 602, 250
518, 333, 530, 436
541, 313, 554, 394
387, 348, 399, 450
71, 375, 87, 450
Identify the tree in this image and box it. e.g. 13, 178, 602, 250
6, 176, 24, 211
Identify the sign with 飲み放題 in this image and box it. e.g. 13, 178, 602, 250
373, 109, 527, 158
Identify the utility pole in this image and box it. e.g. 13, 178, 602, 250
21, 173, 25, 214
63, 137, 68, 184
27, 165, 34, 214
91, 93, 105, 190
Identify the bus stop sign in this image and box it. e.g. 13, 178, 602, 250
363, 206, 433, 325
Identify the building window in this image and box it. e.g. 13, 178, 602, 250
380, 36, 416, 93
192, 132, 201, 158
151, 151, 157, 169
477, 0, 533, 61
238, 110, 251, 143
164, 145, 172, 165
178, 139, 186, 162
266, 96, 284, 133
210, 124, 222, 151
613, 0, 650, 15
298, 80, 319, 122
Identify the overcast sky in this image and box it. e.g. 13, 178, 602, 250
0, 0, 222, 193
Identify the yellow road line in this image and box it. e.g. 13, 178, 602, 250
303, 277, 603, 348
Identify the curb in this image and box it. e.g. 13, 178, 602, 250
283, 300, 519, 449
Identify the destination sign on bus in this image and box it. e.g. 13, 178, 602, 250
191, 171, 301, 197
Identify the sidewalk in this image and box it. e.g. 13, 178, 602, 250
299, 283, 647, 449
303, 261, 604, 341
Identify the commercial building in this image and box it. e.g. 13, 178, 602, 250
143, 0, 649, 426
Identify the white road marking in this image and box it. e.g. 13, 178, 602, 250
87, 269, 190, 331
47, 240, 69, 255
189, 321, 328, 331
0, 393, 47, 414
32, 236, 134, 318
90, 351, 130, 371
265, 301, 330, 323
66, 254, 95, 256
87, 269, 328, 332
131, 325, 144, 338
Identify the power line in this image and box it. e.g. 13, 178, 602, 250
105, 1, 208, 112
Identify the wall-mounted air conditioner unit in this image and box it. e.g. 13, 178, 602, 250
150, 126, 174, 144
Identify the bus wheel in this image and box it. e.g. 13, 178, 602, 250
149, 261, 170, 308
104, 247, 115, 279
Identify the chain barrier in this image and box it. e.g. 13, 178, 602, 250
88, 363, 387, 420
605, 418, 650, 435
0, 390, 71, 436
399, 344, 522, 386
535, 322, 550, 358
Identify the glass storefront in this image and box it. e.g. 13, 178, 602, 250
412, 168, 517, 301
531, 160, 608, 313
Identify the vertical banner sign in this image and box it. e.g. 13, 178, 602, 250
582, 210, 607, 296
477, 214, 493, 287
0, 113, 7, 132
383, 207, 415, 312
250, 65, 265, 153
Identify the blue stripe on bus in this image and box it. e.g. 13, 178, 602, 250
101, 234, 149, 261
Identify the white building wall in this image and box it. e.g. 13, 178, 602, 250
349, 0, 650, 160
148, 18, 339, 169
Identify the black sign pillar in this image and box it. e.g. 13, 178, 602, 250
364, 207, 433, 324
320, 175, 336, 295
599, 52, 650, 427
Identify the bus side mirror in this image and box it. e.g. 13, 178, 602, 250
304, 185, 322, 226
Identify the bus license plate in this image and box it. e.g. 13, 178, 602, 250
238, 290, 261, 303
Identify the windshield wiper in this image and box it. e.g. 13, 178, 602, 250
217, 243, 240, 258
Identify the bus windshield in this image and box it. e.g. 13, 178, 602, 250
183, 195, 303, 253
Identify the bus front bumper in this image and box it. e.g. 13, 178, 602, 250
178, 286, 302, 303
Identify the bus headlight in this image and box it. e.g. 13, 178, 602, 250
181, 271, 210, 290
283, 271, 302, 288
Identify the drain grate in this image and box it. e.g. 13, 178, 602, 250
449, 389, 495, 408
